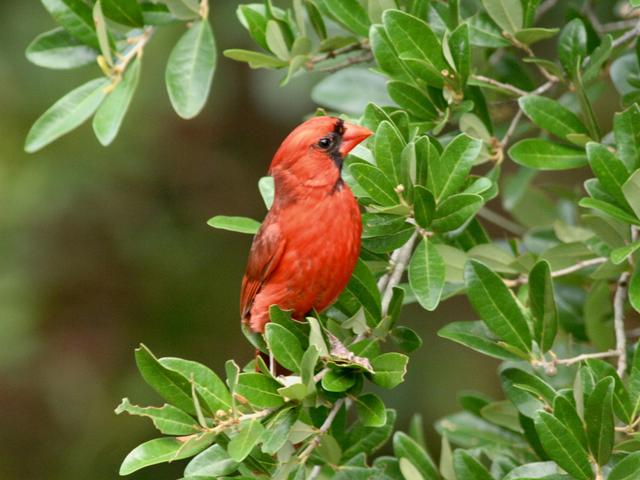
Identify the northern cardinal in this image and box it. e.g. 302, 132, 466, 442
240, 116, 373, 334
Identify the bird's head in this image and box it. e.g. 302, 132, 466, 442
269, 116, 372, 192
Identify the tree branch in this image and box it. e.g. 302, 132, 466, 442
380, 231, 419, 316
299, 398, 346, 464
555, 350, 620, 366
614, 271, 631, 377
470, 74, 529, 96
612, 21, 640, 49
504, 257, 607, 287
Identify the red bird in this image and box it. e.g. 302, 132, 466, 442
241, 116, 372, 334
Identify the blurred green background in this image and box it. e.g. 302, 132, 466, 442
0, 2, 501, 478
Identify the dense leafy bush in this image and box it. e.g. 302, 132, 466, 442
27, 0, 640, 478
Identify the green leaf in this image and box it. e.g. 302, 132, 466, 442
374, 120, 405, 187
399, 458, 424, 480
583, 34, 613, 84
93, 57, 140, 146
509, 139, 587, 170
534, 411, 593, 480
387, 81, 438, 121
305, 0, 327, 39
633, 346, 640, 418
428, 133, 482, 201
370, 25, 411, 83
382, 9, 446, 74
438, 320, 523, 360
159, 0, 198, 20
238, 5, 269, 51
265, 20, 289, 60
449, 23, 470, 84
26, 28, 97, 69
134, 344, 196, 415
371, 352, 408, 388
119, 433, 214, 475
339, 258, 382, 325
614, 103, 640, 171
469, 12, 510, 48
318, 0, 370, 37
558, 18, 586, 76
207, 215, 260, 234
587, 142, 631, 208
322, 369, 356, 392
465, 260, 532, 355
354, 393, 387, 427
513, 27, 559, 45
552, 395, 587, 449
390, 325, 422, 353
585, 377, 614, 465
228, 419, 265, 462
223, 49, 288, 68
312, 67, 390, 116
432, 193, 483, 233
453, 450, 493, 480
611, 239, 640, 265
159, 357, 232, 413
579, 198, 640, 226
25, 78, 109, 153
101, 0, 143, 27
115, 398, 199, 435
166, 20, 217, 119
631, 265, 640, 314
393, 432, 439, 480
623, 168, 640, 220
481, 0, 523, 34
235, 372, 284, 408
408, 236, 445, 311
343, 409, 396, 459
413, 186, 435, 228
585, 359, 633, 423
261, 408, 298, 454
518, 95, 588, 140
41, 0, 100, 49
528, 260, 557, 353
184, 444, 239, 477
265, 323, 304, 372
350, 163, 399, 206
608, 451, 640, 480
501, 368, 555, 417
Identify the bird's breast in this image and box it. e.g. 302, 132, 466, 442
273, 187, 362, 314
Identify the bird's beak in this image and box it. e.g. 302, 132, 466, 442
340, 123, 373, 156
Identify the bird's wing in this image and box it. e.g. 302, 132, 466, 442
240, 217, 286, 319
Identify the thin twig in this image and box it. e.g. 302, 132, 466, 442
601, 19, 640, 33
470, 74, 529, 96
612, 21, 640, 49
377, 248, 403, 292
532, 79, 556, 95
380, 231, 419, 316
555, 350, 620, 366
614, 271, 631, 377
313, 52, 374, 73
112, 27, 154, 77
501, 109, 524, 148
299, 398, 345, 463
504, 257, 608, 287
476, 208, 526, 236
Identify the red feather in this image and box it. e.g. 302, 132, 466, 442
240, 116, 372, 333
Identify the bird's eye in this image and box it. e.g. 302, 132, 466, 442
318, 136, 333, 149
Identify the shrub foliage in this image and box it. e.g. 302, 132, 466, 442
27, 0, 640, 478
